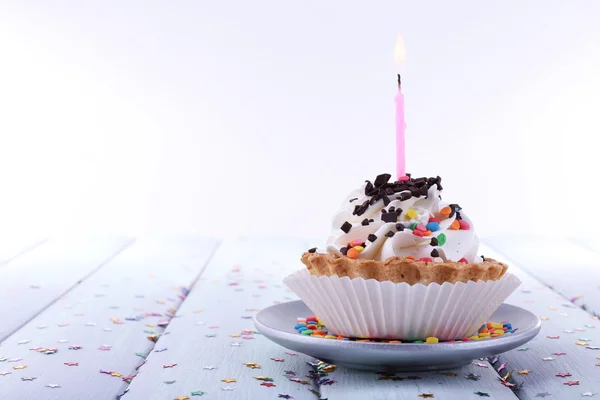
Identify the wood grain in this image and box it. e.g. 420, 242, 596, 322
0, 237, 218, 400
0, 237, 47, 268
486, 235, 600, 317
481, 243, 600, 400
123, 237, 326, 400
0, 236, 133, 341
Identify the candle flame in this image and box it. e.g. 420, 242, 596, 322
394, 36, 406, 65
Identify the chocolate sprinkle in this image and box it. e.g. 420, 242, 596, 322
396, 207, 403, 215
358, 174, 441, 217
397, 192, 412, 201
340, 247, 348, 256
361, 218, 370, 226
349, 198, 358, 203
368, 234, 377, 242
430, 237, 438, 246
374, 173, 392, 187
308, 248, 317, 253
389, 206, 395, 213
381, 213, 398, 223
385, 231, 395, 238
395, 223, 405, 232
431, 249, 439, 258
340, 221, 352, 233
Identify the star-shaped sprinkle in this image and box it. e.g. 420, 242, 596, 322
244, 362, 261, 369
472, 362, 488, 368
99, 370, 112, 374
576, 341, 589, 346
110, 372, 122, 377
254, 376, 274, 381
556, 372, 572, 377
285, 351, 297, 356
587, 346, 600, 350
565, 329, 574, 333
499, 377, 516, 388
418, 394, 434, 398
12, 365, 27, 370
565, 381, 580, 386
163, 364, 177, 368
46, 384, 61, 388
21, 377, 36, 381
229, 333, 241, 338
465, 373, 480, 381
7, 358, 22, 363
284, 370, 296, 376
205, 334, 216, 338
581, 393, 597, 397
554, 352, 566, 355
69, 345, 82, 350
278, 395, 292, 399
220, 386, 236, 391
155, 348, 167, 352
443, 371, 457, 376
174, 397, 190, 400
163, 380, 176, 384
17, 340, 30, 345
261, 382, 276, 387
536, 392, 551, 398
518, 347, 529, 351
543, 357, 555, 361
289, 378, 311, 385
221, 378, 236, 383
230, 342, 242, 347
0, 371, 11, 376
540, 317, 549, 320
518, 370, 532, 375
497, 362, 508, 372
0, 357, 7, 362
98, 345, 111, 351
474, 392, 490, 397
64, 362, 79, 367
547, 335, 560, 339
271, 357, 284, 362
191, 392, 206, 397
203, 366, 217, 370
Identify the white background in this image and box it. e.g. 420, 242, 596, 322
1, 1, 599, 242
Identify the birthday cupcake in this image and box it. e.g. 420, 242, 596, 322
284, 173, 520, 340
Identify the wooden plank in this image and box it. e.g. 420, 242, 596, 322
0, 236, 133, 341
0, 237, 219, 400
0, 237, 47, 267
485, 235, 600, 317
123, 237, 330, 400
479, 243, 600, 400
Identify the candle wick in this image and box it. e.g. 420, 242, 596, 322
397, 73, 402, 89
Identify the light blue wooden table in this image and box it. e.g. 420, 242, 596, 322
0, 236, 598, 399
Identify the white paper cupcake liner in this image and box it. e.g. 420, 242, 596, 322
283, 269, 521, 340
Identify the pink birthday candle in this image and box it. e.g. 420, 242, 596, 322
395, 73, 406, 180
394, 36, 407, 180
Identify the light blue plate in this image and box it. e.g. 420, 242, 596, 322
255, 300, 540, 371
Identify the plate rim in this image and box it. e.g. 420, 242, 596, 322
254, 300, 541, 352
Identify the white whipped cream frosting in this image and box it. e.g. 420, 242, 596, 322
325, 179, 480, 263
